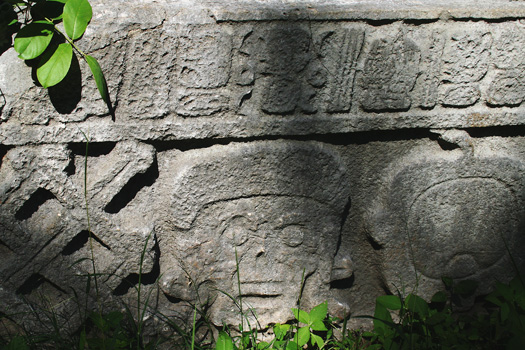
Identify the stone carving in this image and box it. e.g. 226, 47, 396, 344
318, 28, 365, 113
1, 1, 525, 333
486, 26, 525, 106
260, 27, 317, 114
174, 26, 232, 116
359, 34, 421, 111
155, 141, 352, 328
0, 141, 158, 318
367, 133, 525, 300
440, 32, 492, 107
412, 31, 445, 109
118, 28, 174, 119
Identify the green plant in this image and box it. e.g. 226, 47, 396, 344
363, 275, 525, 350
290, 301, 331, 349
2, 0, 112, 116
485, 275, 525, 349
215, 301, 336, 350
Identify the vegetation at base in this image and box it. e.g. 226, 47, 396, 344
1, 271, 524, 349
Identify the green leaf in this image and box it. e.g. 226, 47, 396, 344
285, 341, 300, 350
501, 303, 510, 322
36, 43, 72, 88
294, 326, 310, 347
309, 301, 328, 323
78, 329, 86, 350
431, 291, 448, 304
405, 294, 430, 317
311, 333, 325, 349
14, 21, 54, 60
454, 280, 478, 297
63, 0, 92, 40
292, 308, 310, 325
215, 331, 234, 350
442, 276, 453, 290
376, 295, 402, 310
5, 336, 29, 350
310, 319, 328, 332
85, 54, 113, 117
257, 341, 270, 350
273, 323, 291, 340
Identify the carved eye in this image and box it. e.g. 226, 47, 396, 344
223, 226, 250, 246
281, 225, 304, 247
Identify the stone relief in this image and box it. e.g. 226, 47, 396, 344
367, 132, 525, 300
1, 2, 525, 334
0, 141, 158, 315
174, 26, 233, 117
154, 141, 352, 328
440, 32, 492, 107
359, 34, 421, 111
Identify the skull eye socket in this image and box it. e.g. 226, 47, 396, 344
224, 226, 250, 246
281, 225, 304, 247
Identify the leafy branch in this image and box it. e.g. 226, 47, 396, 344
3, 0, 113, 117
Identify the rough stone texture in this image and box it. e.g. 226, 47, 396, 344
1, 0, 525, 334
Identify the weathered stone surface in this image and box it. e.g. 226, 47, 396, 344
155, 141, 351, 328
359, 35, 421, 111
1, 0, 525, 334
367, 134, 525, 300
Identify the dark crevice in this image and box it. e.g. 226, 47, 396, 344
163, 292, 184, 304
16, 273, 68, 295
403, 18, 439, 25
0, 238, 13, 252
148, 128, 434, 152
330, 274, 355, 290
365, 18, 399, 26
429, 132, 461, 151
453, 17, 522, 24
61, 230, 111, 255
150, 125, 525, 152
466, 125, 525, 138
104, 158, 159, 214
68, 142, 116, 157
441, 103, 477, 109
0, 145, 13, 169
437, 139, 460, 151
112, 236, 160, 296
381, 281, 394, 296
366, 234, 383, 251
240, 294, 281, 298
15, 188, 56, 221
64, 150, 76, 175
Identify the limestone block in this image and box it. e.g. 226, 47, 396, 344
440, 31, 491, 107
318, 28, 365, 113
118, 28, 175, 120
367, 137, 525, 300
155, 140, 352, 328
359, 34, 421, 111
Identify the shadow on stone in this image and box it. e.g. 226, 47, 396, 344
48, 54, 82, 114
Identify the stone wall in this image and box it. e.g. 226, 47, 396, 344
1, 0, 525, 331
